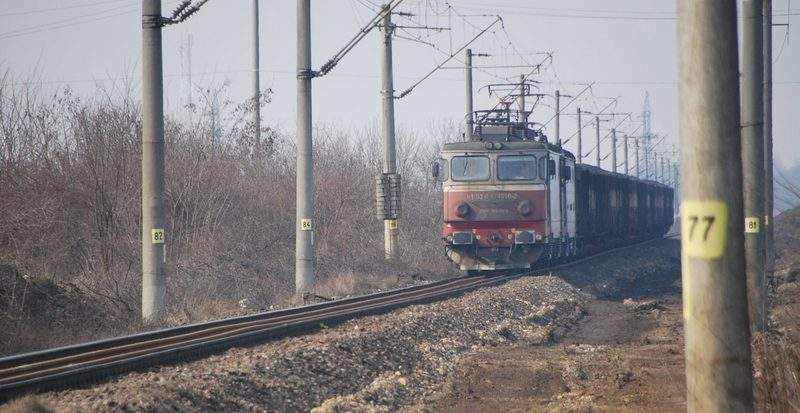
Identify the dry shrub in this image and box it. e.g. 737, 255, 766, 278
0, 71, 459, 354
753, 332, 800, 412
314, 271, 359, 299
1, 396, 52, 413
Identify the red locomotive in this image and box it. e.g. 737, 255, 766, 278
432, 89, 674, 273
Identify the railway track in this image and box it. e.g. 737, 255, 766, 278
0, 235, 676, 401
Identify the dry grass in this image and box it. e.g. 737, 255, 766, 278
0, 72, 460, 355
757, 209, 800, 411
1, 396, 52, 413
753, 332, 800, 412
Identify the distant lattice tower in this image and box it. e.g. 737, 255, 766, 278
641, 92, 653, 177
642, 91, 652, 142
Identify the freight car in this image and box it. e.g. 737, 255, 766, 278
432, 106, 673, 272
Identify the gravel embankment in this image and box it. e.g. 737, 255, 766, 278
17, 276, 585, 412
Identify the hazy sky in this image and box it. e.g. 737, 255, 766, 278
2, 0, 799, 168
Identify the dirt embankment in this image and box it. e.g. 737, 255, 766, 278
429, 205, 800, 413
0, 266, 117, 356
11, 277, 583, 412
2, 238, 680, 412
756, 207, 800, 411
426, 239, 684, 412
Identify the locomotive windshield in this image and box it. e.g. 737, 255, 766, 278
451, 156, 490, 181
497, 155, 541, 181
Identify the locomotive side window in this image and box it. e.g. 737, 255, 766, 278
538, 157, 547, 179
451, 156, 490, 181
497, 155, 540, 181
431, 158, 449, 181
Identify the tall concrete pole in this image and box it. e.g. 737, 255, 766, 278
742, 0, 767, 333
555, 90, 561, 146
576, 108, 582, 164
595, 116, 600, 168
381, 4, 399, 260
623, 134, 629, 176
678, 1, 754, 410
295, 0, 315, 294
644, 137, 650, 179
669, 159, 674, 186
661, 156, 666, 184
611, 128, 617, 173
141, 0, 167, 323
465, 48, 473, 140
518, 75, 526, 123
674, 162, 680, 211
653, 152, 659, 183
635, 138, 640, 178
252, 0, 261, 152
763, 0, 775, 284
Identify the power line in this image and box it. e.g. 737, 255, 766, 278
394, 18, 509, 83
393, 6, 510, 82
458, 2, 678, 16
0, 4, 138, 40
0, 0, 188, 41
561, 96, 619, 145
457, 2, 799, 21
0, 0, 134, 18
397, 15, 502, 98
539, 83, 593, 128
316, 0, 407, 77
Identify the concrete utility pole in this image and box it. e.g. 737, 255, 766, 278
595, 116, 601, 168
381, 4, 399, 260
653, 152, 659, 183
611, 129, 617, 173
555, 90, 561, 146
661, 156, 666, 185
673, 161, 680, 211
252, 0, 261, 152
764, 0, 775, 286
643, 138, 650, 179
656, 142, 664, 180
295, 0, 315, 294
141, 0, 167, 323
465, 48, 473, 140
669, 159, 674, 186
742, 0, 767, 333
576, 108, 582, 164
635, 138, 640, 178
518, 74, 526, 122
667, 158, 670, 185
678, 1, 754, 411
623, 134, 629, 176
669, 159, 674, 187
464, 49, 489, 140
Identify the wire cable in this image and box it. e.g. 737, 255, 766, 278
397, 16, 502, 98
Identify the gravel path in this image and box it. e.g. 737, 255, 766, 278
13, 275, 585, 412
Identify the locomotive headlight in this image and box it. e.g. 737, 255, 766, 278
514, 230, 536, 244
517, 200, 533, 216
456, 202, 471, 218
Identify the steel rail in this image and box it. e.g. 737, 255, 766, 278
0, 277, 488, 382
0, 234, 676, 401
